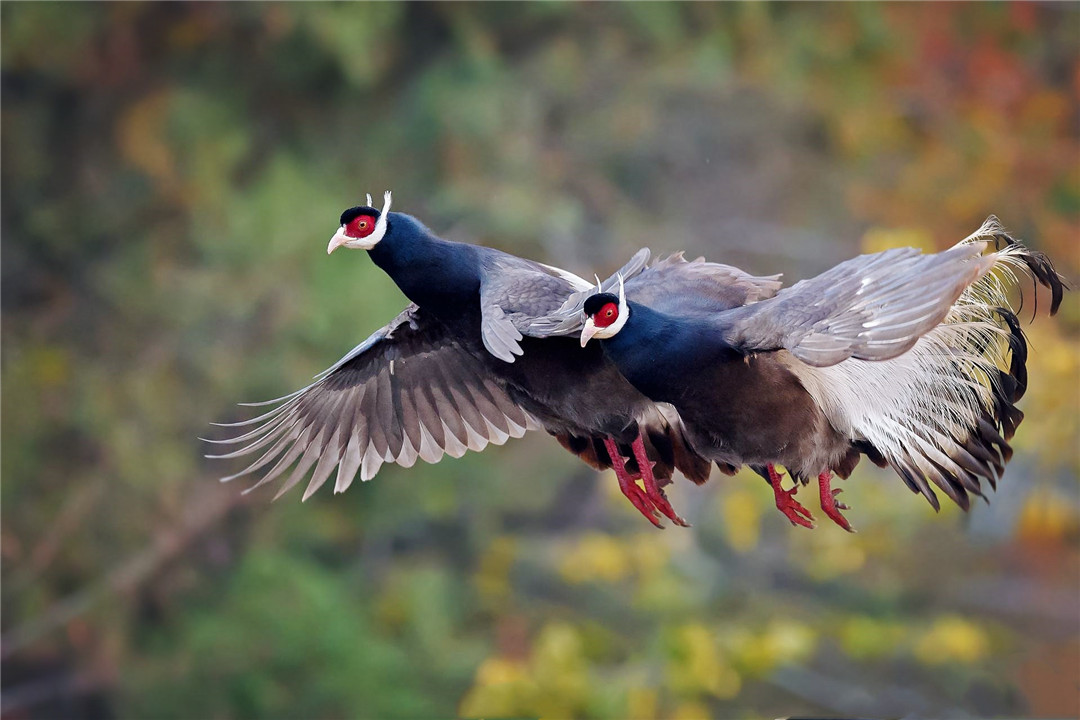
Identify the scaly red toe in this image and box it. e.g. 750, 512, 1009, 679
632, 435, 690, 527
604, 437, 664, 528
767, 464, 815, 529
818, 472, 855, 532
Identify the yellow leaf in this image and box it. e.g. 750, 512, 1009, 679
558, 532, 631, 584
1017, 487, 1080, 545
474, 535, 517, 609
840, 616, 907, 659
914, 616, 990, 665
721, 486, 761, 553
630, 532, 671, 580
799, 524, 867, 581
670, 700, 711, 720
761, 619, 816, 665
30, 346, 70, 388
626, 687, 658, 720
475, 656, 530, 687
667, 624, 741, 699
458, 657, 536, 719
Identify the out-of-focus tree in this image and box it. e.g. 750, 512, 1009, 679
2, 4, 1076, 719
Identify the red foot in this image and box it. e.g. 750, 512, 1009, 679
603, 437, 662, 529
818, 471, 854, 532
631, 435, 690, 527
767, 464, 815, 529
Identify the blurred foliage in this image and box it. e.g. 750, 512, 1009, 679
2, 3, 1078, 719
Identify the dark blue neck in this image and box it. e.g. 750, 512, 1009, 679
367, 213, 482, 312
601, 301, 734, 402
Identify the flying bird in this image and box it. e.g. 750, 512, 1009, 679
571, 218, 1066, 530
206, 192, 778, 527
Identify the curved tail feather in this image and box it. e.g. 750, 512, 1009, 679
796, 217, 1066, 510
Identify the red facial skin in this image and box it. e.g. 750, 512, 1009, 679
593, 302, 619, 328
345, 214, 377, 239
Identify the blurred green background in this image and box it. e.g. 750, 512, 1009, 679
3, 3, 1078, 719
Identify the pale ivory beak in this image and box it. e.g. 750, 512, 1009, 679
327, 226, 350, 254
580, 317, 601, 347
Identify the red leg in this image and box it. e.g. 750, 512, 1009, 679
818, 471, 854, 532
603, 437, 663, 529
767, 464, 815, 529
631, 434, 690, 527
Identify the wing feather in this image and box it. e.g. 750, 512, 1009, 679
414, 381, 448, 448
526, 250, 783, 336
208, 305, 537, 499
395, 375, 424, 455
721, 244, 994, 366
332, 433, 364, 494
301, 430, 345, 501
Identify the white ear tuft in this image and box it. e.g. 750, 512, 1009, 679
366, 193, 373, 207
592, 272, 630, 340
363, 190, 392, 249
594, 274, 603, 293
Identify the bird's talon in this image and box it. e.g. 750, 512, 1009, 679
766, 464, 815, 529
605, 437, 666, 528
818, 471, 854, 532
631, 434, 690, 528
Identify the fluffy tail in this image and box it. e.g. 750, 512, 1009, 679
809, 217, 1066, 510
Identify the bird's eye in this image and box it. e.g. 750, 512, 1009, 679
359, 221, 368, 229
593, 301, 619, 328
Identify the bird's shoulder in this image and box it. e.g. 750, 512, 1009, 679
478, 248, 590, 318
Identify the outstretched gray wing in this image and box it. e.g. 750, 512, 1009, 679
720, 243, 993, 366
527, 250, 782, 335
206, 305, 538, 500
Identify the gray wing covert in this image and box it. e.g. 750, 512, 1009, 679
525, 248, 653, 337
478, 253, 594, 361
629, 252, 783, 315
207, 305, 538, 499
720, 243, 993, 366
526, 250, 782, 336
